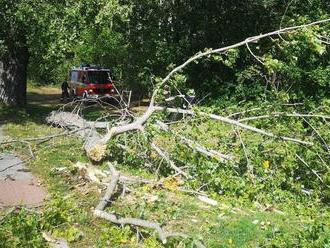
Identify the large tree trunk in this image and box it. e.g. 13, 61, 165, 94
0, 46, 28, 106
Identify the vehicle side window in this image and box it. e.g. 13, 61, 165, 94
82, 74, 86, 84
71, 71, 78, 82
77, 72, 87, 83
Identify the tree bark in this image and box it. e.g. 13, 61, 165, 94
0, 45, 28, 106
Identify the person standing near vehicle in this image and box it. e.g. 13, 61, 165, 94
60, 80, 69, 102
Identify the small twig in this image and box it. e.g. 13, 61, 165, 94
155, 121, 233, 162
0, 128, 86, 146
282, 103, 304, 107
151, 143, 189, 178
0, 158, 31, 173
278, 0, 295, 42
301, 117, 329, 148
165, 95, 185, 102
296, 154, 325, 184
227, 107, 263, 118
246, 42, 264, 64
235, 129, 253, 176
177, 187, 208, 197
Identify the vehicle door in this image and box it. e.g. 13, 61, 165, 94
69, 70, 79, 93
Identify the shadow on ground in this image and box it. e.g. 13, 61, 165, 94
0, 103, 60, 125
28, 92, 62, 105
0, 86, 64, 125
0, 86, 150, 125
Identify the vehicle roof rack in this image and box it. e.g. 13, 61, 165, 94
71, 64, 110, 71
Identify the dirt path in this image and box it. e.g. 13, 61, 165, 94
0, 125, 46, 208
27, 86, 62, 105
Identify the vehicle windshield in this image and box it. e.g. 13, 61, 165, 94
87, 71, 110, 84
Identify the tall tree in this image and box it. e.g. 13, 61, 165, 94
0, 0, 128, 105
0, 1, 32, 106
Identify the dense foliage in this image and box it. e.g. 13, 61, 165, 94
2, 1, 329, 94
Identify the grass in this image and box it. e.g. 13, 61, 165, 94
0, 86, 330, 247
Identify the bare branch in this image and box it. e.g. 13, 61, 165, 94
227, 107, 263, 118
93, 164, 187, 244
94, 210, 187, 244
95, 165, 120, 211
238, 112, 330, 122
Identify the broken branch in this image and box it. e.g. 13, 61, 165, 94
154, 107, 313, 146
155, 121, 234, 162
151, 143, 189, 178
93, 164, 186, 244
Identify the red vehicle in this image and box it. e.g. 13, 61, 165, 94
68, 65, 116, 99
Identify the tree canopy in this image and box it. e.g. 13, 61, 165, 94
0, 0, 330, 103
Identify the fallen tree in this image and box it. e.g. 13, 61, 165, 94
43, 19, 330, 244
